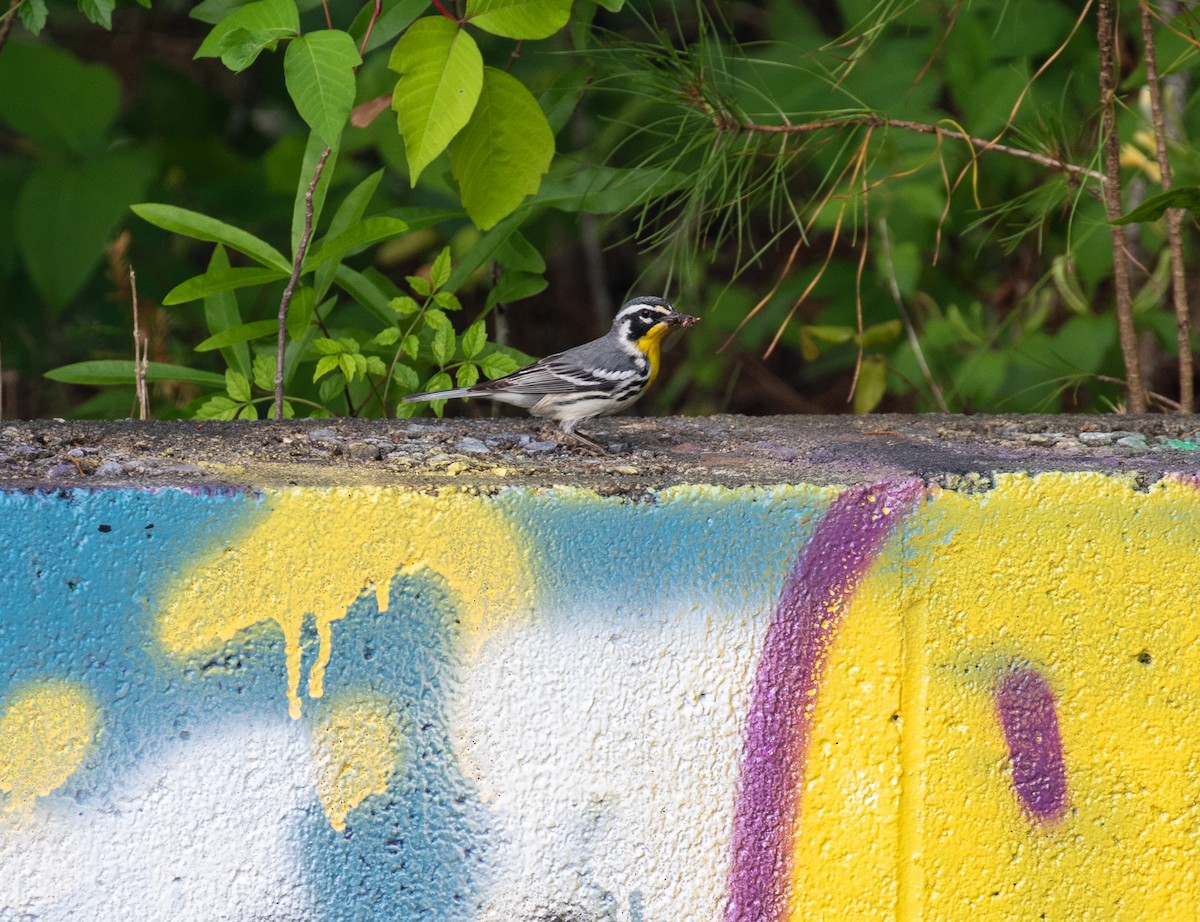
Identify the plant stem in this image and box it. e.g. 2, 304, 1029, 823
727, 113, 1107, 186
1097, 0, 1149, 413
1140, 2, 1193, 412
358, 0, 383, 55
275, 146, 331, 421
0, 0, 20, 58
429, 0, 458, 21
131, 268, 149, 421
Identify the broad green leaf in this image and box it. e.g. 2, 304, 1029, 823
313, 168, 384, 298
392, 363, 419, 392
284, 31, 362, 150
195, 0, 299, 60
132, 203, 290, 272
18, 0, 49, 34
429, 246, 452, 290
202, 246, 251, 380
456, 363, 479, 388
195, 319, 278, 351
17, 149, 154, 310
366, 356, 387, 375
495, 229, 545, 273
217, 27, 290, 73
402, 334, 420, 359
195, 395, 241, 420
461, 320, 487, 358
1114, 186, 1200, 225
305, 216, 410, 271
433, 291, 462, 311
45, 361, 226, 388
390, 296, 420, 315
479, 351, 519, 379
164, 266, 288, 304
253, 352, 276, 391
292, 133, 338, 258
451, 67, 554, 229
373, 327, 401, 346
484, 269, 547, 309
314, 354, 341, 380
287, 284, 316, 339
334, 265, 395, 324
0, 41, 119, 154
237, 404, 259, 420
428, 318, 455, 365
407, 274, 432, 296
853, 355, 888, 414
465, 0, 571, 39
389, 17, 483, 183
349, 0, 427, 54
225, 369, 252, 402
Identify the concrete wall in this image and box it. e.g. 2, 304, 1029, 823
1, 457, 1199, 919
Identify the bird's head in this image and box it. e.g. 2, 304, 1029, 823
611, 296, 699, 351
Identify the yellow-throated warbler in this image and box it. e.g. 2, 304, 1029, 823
403, 295, 698, 450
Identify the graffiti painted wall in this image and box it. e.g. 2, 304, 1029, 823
1, 472, 1198, 920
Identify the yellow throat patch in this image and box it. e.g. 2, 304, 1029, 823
635, 322, 671, 385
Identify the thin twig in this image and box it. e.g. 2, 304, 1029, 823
1093, 374, 1181, 411
878, 219, 950, 412
275, 147, 331, 420
847, 129, 872, 404
1140, 2, 1193, 412
429, 0, 458, 21
131, 268, 149, 421
358, 0, 383, 55
726, 114, 1107, 185
1098, 0, 1149, 413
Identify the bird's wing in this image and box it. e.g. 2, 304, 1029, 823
477, 338, 638, 395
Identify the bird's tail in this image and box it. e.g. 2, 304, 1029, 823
402, 386, 475, 404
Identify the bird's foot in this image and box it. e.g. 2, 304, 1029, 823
560, 429, 611, 455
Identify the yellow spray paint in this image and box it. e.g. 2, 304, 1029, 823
158, 487, 532, 719
0, 681, 99, 811
785, 472, 1200, 919
311, 692, 405, 832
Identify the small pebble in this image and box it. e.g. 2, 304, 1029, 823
523, 440, 558, 454
1116, 435, 1148, 449
47, 463, 77, 478
308, 429, 338, 440
457, 437, 491, 454
95, 460, 125, 477
1077, 431, 1115, 446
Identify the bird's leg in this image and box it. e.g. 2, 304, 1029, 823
562, 428, 611, 455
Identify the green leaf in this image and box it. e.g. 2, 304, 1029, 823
217, 27, 288, 72
1113, 186, 1200, 225
456, 362, 480, 388
195, 0, 299, 60
407, 274, 432, 297
17, 0, 49, 35
853, 355, 888, 414
253, 352, 277, 391
305, 216, 410, 271
484, 269, 547, 309
17, 150, 155, 311
225, 369, 252, 402
429, 246, 452, 290
451, 67, 555, 229
366, 355, 387, 375
334, 265, 395, 324
45, 361, 226, 388
422, 371, 453, 416
479, 351, 519, 379
313, 169, 384, 298
465, 0, 571, 39
495, 229, 545, 273
287, 285, 316, 340
237, 404, 259, 420
202, 246, 251, 380
163, 266, 289, 304
857, 320, 902, 349
402, 334, 420, 359
389, 17, 483, 184
433, 291, 462, 311
373, 327, 401, 346
428, 315, 455, 365
284, 30, 362, 150
349, 0, 427, 54
195, 319, 279, 352
461, 320, 486, 358
392, 363, 419, 392
132, 204, 290, 272
314, 354, 341, 380
390, 295, 420, 315
195, 395, 241, 420
0, 42, 119, 154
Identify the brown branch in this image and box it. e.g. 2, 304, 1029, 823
1140, 2, 1193, 412
725, 113, 1107, 185
1098, 0, 1148, 413
429, 0, 458, 21
275, 147, 331, 421
358, 0, 383, 55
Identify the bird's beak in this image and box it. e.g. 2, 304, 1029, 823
665, 311, 699, 328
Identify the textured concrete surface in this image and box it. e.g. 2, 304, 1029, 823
1, 416, 1199, 920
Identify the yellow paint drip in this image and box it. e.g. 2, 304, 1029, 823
311, 693, 405, 832
0, 681, 99, 811
158, 487, 531, 719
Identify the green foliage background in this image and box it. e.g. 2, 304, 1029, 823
0, 0, 1196, 419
